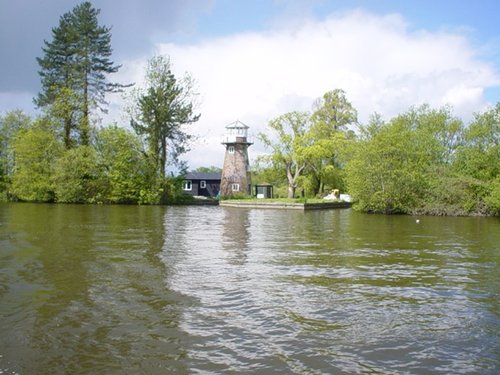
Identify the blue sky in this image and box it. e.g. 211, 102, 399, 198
195, 1, 500, 43
1, 0, 499, 167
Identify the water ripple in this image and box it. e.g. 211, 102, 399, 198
1, 204, 498, 374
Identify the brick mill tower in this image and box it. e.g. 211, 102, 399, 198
220, 120, 252, 196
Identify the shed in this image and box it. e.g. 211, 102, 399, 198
254, 184, 273, 199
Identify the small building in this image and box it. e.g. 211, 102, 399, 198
182, 172, 221, 198
255, 184, 273, 199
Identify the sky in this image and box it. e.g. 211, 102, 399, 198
1, 0, 499, 169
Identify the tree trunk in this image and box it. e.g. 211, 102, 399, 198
160, 137, 167, 179
64, 116, 72, 149
81, 76, 89, 146
286, 165, 294, 198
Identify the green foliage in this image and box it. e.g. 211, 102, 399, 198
258, 90, 357, 198
219, 193, 254, 200
345, 106, 465, 214
252, 160, 286, 187
53, 146, 103, 203
258, 111, 310, 198
454, 104, 499, 181
47, 87, 83, 149
344, 103, 498, 216
452, 103, 500, 215
304, 89, 358, 195
129, 55, 200, 178
1, 110, 32, 195
95, 125, 157, 204
310, 89, 358, 133
484, 176, 500, 215
159, 176, 194, 205
10, 119, 63, 202
416, 167, 483, 216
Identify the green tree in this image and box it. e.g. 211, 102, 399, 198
0, 111, 32, 195
258, 111, 310, 198
310, 89, 358, 133
53, 146, 102, 203
36, 1, 128, 147
345, 106, 463, 214
305, 89, 358, 195
129, 55, 200, 179
484, 176, 500, 215
454, 104, 499, 181
47, 87, 83, 149
453, 103, 500, 214
252, 159, 288, 197
10, 119, 63, 202
95, 125, 158, 204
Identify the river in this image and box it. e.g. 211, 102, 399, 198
0, 203, 498, 374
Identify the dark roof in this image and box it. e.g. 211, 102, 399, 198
184, 172, 221, 180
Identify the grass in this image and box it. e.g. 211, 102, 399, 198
225, 197, 336, 204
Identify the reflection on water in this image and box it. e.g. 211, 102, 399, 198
0, 203, 498, 374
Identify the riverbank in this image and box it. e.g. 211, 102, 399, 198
219, 199, 352, 210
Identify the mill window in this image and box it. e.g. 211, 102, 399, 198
228, 146, 235, 153
231, 183, 240, 192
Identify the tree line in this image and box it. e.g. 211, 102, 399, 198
255, 90, 499, 216
0, 2, 199, 204
1, 2, 498, 216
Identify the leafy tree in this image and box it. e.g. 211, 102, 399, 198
10, 119, 63, 202
305, 90, 357, 195
95, 126, 157, 204
310, 89, 358, 133
454, 104, 499, 181
453, 103, 500, 214
346, 117, 414, 213
252, 159, 288, 197
53, 146, 102, 203
345, 106, 463, 214
484, 176, 500, 215
258, 111, 310, 198
0, 111, 32, 194
129, 55, 200, 179
36, 1, 128, 147
47, 87, 83, 149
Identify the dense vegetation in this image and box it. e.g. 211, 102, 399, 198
0, 2, 198, 205
255, 99, 499, 216
0, 2, 498, 215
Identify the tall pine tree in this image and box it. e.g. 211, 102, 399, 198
36, 1, 128, 147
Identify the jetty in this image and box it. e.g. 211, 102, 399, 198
219, 200, 351, 210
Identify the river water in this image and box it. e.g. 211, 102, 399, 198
0, 203, 498, 374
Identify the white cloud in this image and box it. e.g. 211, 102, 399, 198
110, 9, 499, 169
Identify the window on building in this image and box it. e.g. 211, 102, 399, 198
183, 180, 192, 191
228, 146, 235, 153
200, 180, 206, 189
231, 183, 240, 192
